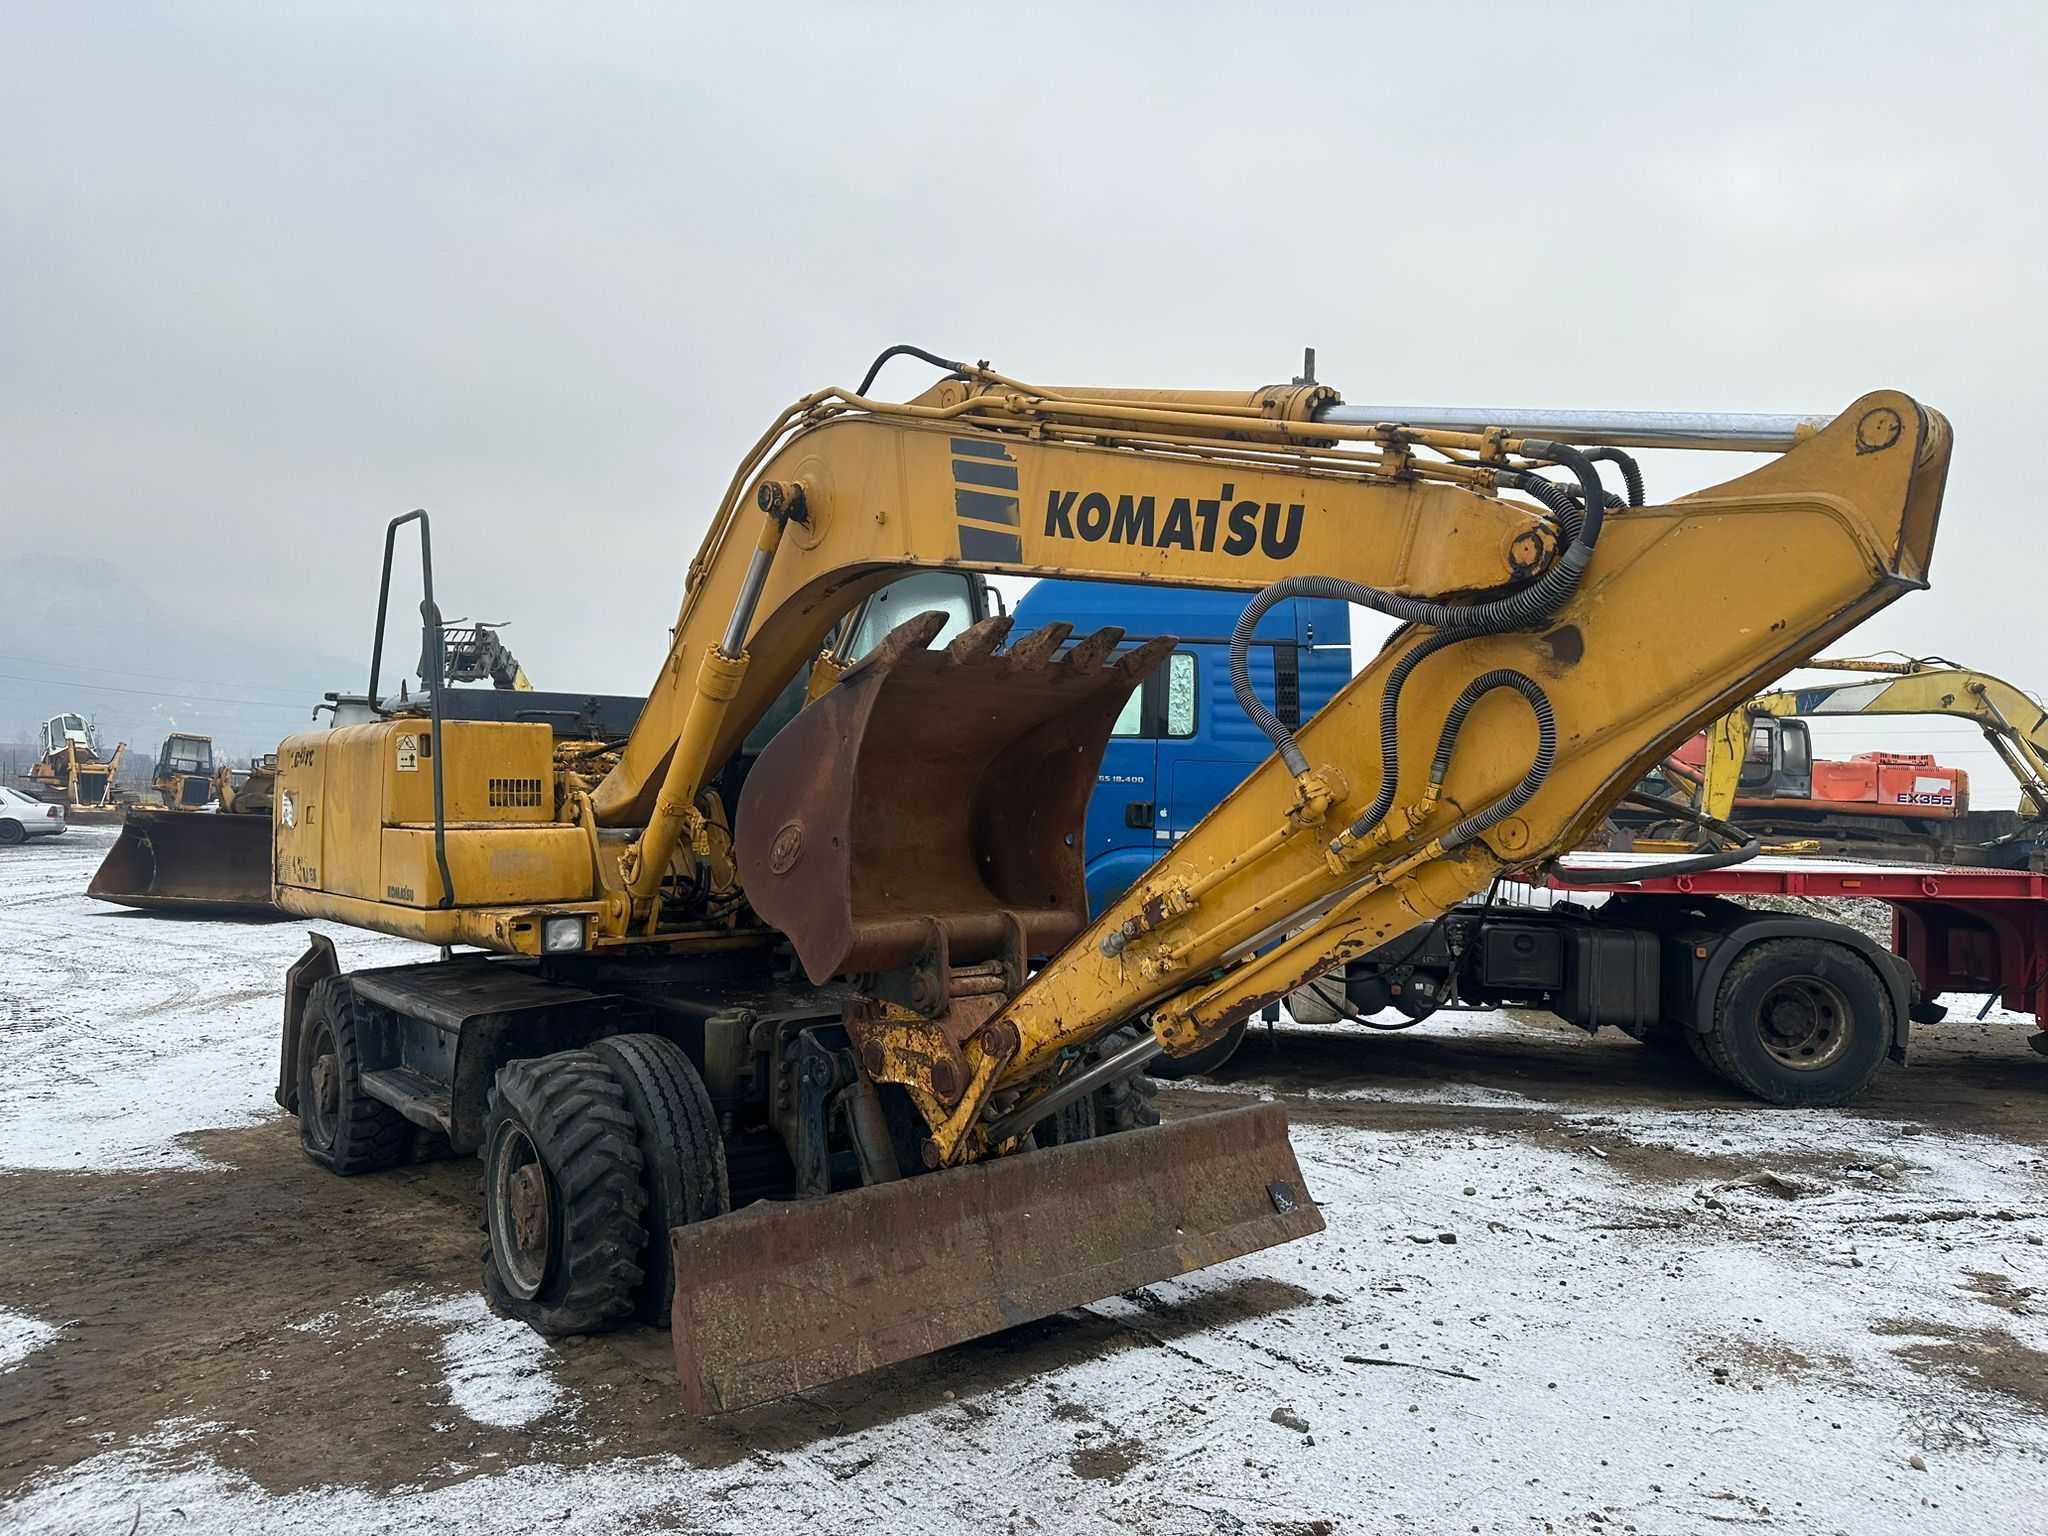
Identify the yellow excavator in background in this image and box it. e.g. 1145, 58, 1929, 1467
265, 348, 1949, 1413
1654, 658, 2047, 866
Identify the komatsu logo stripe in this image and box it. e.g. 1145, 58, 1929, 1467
950, 436, 1009, 461
954, 458, 1019, 491
952, 437, 1023, 562
960, 524, 1024, 562
1040, 482, 1305, 559
955, 488, 1020, 525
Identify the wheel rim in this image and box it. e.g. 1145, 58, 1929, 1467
1756, 975, 1854, 1071
488, 1124, 555, 1300
304, 1020, 340, 1149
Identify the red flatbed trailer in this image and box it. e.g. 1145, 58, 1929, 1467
1550, 855, 2048, 1045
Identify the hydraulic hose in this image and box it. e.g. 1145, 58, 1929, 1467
1229, 441, 1606, 808
1583, 446, 1646, 507
1430, 671, 1557, 850
1547, 789, 1760, 883
856, 343, 970, 398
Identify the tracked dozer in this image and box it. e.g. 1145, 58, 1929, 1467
261, 350, 1949, 1411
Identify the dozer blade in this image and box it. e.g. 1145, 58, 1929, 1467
87, 809, 276, 915
735, 611, 1172, 984
670, 1103, 1323, 1414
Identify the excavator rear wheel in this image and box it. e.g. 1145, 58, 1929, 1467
480, 1050, 649, 1337
589, 1034, 730, 1326
296, 980, 407, 1176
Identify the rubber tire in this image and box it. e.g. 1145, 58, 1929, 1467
480, 1050, 648, 1337
0, 821, 24, 846
1032, 1025, 1161, 1144
296, 980, 407, 1176
1695, 938, 1893, 1107
589, 1034, 730, 1326
1147, 1018, 1248, 1081
1092, 1025, 1161, 1135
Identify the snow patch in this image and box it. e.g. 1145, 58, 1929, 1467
373, 1290, 565, 1429
0, 1306, 60, 1371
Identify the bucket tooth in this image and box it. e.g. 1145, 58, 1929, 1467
1002, 622, 1071, 671
1060, 626, 1126, 675
862, 610, 953, 670
1118, 635, 1176, 681
946, 614, 1014, 663
670, 1102, 1324, 1414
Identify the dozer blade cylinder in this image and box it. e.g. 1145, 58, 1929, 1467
86, 811, 276, 915
670, 1103, 1322, 1414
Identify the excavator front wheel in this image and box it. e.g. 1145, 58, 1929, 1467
479, 1050, 649, 1336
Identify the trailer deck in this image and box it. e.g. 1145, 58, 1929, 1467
1553, 854, 2048, 1044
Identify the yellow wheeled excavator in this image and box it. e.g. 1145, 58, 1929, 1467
1644, 658, 2047, 865
267, 348, 1949, 1412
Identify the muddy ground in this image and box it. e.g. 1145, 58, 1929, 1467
2, 828, 2044, 1534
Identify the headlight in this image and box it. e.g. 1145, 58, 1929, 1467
541, 916, 586, 954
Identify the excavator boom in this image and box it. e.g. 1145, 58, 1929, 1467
269, 355, 1950, 1409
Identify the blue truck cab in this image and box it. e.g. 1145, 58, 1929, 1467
1012, 579, 1352, 916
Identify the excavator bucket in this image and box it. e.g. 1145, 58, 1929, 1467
87, 809, 276, 915
735, 612, 1173, 984
670, 1102, 1323, 1413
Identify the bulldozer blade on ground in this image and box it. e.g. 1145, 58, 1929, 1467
735, 612, 1172, 985
87, 809, 276, 915
670, 1102, 1323, 1414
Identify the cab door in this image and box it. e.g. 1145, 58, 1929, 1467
1086, 673, 1162, 915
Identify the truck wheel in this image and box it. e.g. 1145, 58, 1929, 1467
589, 1034, 730, 1326
480, 1050, 648, 1336
1147, 1018, 1248, 1080
296, 981, 406, 1175
1698, 939, 1893, 1107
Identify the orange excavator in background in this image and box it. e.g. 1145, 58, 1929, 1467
1626, 659, 2048, 867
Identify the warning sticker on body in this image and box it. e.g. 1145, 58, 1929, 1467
396, 734, 419, 773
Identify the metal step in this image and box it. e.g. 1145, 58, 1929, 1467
359, 1068, 453, 1134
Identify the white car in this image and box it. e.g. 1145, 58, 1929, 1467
0, 785, 68, 843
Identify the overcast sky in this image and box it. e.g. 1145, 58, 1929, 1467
3, 4, 2044, 796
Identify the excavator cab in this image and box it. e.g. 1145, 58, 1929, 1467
154, 734, 220, 809
1738, 717, 1813, 799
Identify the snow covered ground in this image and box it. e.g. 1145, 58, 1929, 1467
3, 828, 2045, 1534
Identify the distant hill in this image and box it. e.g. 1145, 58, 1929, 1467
0, 550, 366, 763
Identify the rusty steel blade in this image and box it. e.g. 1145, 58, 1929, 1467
734, 613, 1171, 985
670, 1102, 1323, 1414
87, 810, 276, 915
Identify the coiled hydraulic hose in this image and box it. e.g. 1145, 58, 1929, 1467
1229, 439, 1607, 785
1431, 670, 1557, 850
